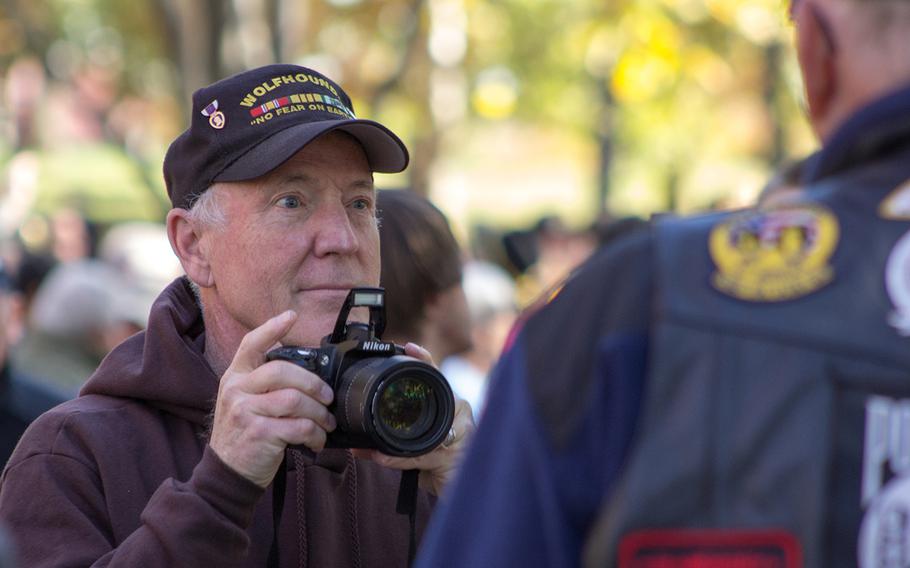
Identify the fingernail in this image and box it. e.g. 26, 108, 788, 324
322, 385, 334, 405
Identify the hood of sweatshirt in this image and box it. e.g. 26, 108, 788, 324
80, 277, 217, 425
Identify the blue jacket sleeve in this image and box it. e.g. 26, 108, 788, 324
416, 232, 653, 568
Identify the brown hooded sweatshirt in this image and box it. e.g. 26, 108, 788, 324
0, 278, 434, 567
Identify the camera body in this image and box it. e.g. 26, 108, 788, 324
267, 288, 455, 457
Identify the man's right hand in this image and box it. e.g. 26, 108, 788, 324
208, 310, 337, 488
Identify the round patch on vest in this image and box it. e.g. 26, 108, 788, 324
709, 205, 839, 302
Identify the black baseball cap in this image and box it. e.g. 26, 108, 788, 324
163, 64, 409, 209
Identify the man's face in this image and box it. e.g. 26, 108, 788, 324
201, 131, 380, 347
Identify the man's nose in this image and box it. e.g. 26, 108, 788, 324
311, 200, 359, 257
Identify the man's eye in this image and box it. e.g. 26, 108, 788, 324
351, 199, 371, 211
277, 196, 301, 209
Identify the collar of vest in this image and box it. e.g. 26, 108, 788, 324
804, 82, 910, 184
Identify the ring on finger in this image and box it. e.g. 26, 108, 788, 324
441, 427, 457, 448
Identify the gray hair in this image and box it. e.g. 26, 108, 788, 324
185, 186, 226, 229
183, 187, 226, 308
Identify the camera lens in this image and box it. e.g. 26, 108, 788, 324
334, 355, 455, 457
376, 376, 435, 440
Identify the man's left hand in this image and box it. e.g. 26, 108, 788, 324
352, 342, 476, 496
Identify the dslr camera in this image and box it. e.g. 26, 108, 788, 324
267, 287, 455, 457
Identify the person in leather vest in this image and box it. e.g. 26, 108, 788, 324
414, 0, 910, 566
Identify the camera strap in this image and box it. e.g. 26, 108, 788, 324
396, 469, 420, 566
267, 452, 288, 568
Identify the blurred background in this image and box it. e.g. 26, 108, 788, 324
0, 0, 811, 229
0, 0, 815, 399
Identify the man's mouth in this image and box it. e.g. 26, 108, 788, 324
300, 285, 360, 293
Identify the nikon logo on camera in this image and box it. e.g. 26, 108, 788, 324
360, 340, 393, 352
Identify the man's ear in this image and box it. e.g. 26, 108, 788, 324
166, 209, 214, 288
795, 0, 838, 138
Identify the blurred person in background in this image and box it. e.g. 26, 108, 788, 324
8, 249, 55, 329
11, 259, 154, 395
0, 259, 67, 468
439, 261, 517, 419
530, 216, 596, 291
0, 64, 473, 567
589, 214, 648, 250
378, 189, 473, 369
98, 221, 183, 297
504, 216, 596, 306
415, 0, 910, 565
50, 207, 98, 263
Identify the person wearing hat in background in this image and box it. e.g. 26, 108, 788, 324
0, 64, 473, 567
0, 259, 67, 469
10, 259, 158, 396
415, 0, 910, 565
438, 260, 517, 420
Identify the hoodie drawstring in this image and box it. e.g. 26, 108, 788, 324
269, 450, 363, 568
292, 451, 309, 568
268, 454, 288, 568
344, 451, 361, 568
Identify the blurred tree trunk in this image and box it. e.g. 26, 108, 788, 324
595, 78, 615, 215
764, 40, 786, 167
362, 0, 434, 196
231, 0, 277, 69
154, 0, 227, 102
267, 0, 281, 61
409, 130, 436, 197
367, 0, 424, 111
7, 0, 52, 58
666, 169, 679, 213
281, 0, 315, 60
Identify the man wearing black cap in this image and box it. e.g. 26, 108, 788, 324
0, 65, 472, 567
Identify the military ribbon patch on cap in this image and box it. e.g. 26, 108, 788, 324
709, 205, 839, 302
201, 99, 225, 129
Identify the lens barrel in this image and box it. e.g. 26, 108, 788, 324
334, 355, 455, 457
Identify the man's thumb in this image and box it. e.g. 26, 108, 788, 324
232, 310, 298, 372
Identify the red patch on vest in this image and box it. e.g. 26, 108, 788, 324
619, 529, 802, 568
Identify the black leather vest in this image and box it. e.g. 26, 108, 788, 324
584, 144, 910, 567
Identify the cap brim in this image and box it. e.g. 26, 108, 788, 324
214, 119, 409, 183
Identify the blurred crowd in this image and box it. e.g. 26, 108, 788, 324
0, 210, 181, 399
376, 190, 585, 419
